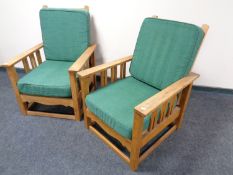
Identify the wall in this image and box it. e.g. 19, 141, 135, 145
0, 0, 233, 89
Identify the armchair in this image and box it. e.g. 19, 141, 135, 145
3, 5, 96, 121
78, 17, 209, 170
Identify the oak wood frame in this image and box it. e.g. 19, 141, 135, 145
78, 22, 209, 170
3, 5, 96, 121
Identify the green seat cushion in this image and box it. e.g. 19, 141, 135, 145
17, 60, 74, 97
86, 77, 160, 139
130, 18, 204, 90
40, 8, 90, 62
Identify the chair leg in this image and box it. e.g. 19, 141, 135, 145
176, 84, 193, 129
130, 111, 144, 171
69, 72, 81, 121
6, 66, 27, 115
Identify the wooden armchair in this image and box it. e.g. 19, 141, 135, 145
3, 6, 96, 121
78, 17, 209, 170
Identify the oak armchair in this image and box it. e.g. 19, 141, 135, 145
78, 17, 209, 170
4, 6, 96, 121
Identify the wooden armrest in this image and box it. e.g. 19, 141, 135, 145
78, 55, 133, 78
3, 43, 43, 67
135, 72, 200, 116
69, 44, 96, 72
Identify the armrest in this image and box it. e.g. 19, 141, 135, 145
69, 44, 96, 72
77, 55, 133, 78
135, 72, 199, 116
3, 43, 43, 67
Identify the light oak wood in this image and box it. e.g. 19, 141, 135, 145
22, 58, 30, 73
89, 126, 130, 164
69, 45, 96, 72
78, 55, 132, 78
111, 66, 117, 82
100, 70, 107, 87
130, 111, 144, 171
27, 110, 76, 120
3, 43, 43, 67
69, 72, 82, 121
76, 22, 209, 171
21, 94, 73, 107
135, 72, 199, 116
35, 50, 42, 64
87, 110, 132, 151
139, 125, 177, 163
29, 54, 37, 69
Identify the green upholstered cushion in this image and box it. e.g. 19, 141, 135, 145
17, 60, 74, 97
86, 77, 160, 139
40, 8, 90, 62
130, 18, 204, 90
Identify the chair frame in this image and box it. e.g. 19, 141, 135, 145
77, 21, 209, 170
3, 5, 96, 121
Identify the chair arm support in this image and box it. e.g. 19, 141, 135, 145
77, 55, 133, 78
69, 44, 96, 72
3, 43, 43, 67
134, 72, 200, 116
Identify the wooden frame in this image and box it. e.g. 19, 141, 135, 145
3, 5, 96, 121
77, 23, 209, 170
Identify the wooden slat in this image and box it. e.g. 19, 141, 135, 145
87, 110, 132, 151
22, 57, 30, 73
111, 66, 117, 82
141, 108, 180, 147
120, 63, 126, 79
4, 43, 43, 67
148, 111, 158, 131
139, 125, 177, 162
78, 55, 132, 78
21, 95, 73, 107
29, 54, 37, 68
27, 110, 76, 120
135, 73, 199, 116
89, 126, 130, 164
35, 50, 42, 64
100, 70, 107, 87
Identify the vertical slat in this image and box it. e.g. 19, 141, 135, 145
22, 57, 30, 73
168, 95, 177, 115
130, 111, 144, 171
158, 101, 168, 123
35, 50, 42, 64
177, 84, 193, 128
148, 111, 158, 131
111, 66, 117, 82
100, 70, 107, 87
120, 63, 126, 79
29, 53, 37, 68
90, 53, 96, 88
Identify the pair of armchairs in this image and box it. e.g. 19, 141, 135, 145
4, 6, 208, 171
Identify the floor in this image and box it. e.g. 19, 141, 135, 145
0, 69, 233, 175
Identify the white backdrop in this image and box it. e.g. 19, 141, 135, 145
0, 0, 233, 89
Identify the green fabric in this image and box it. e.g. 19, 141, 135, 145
40, 8, 90, 62
17, 60, 74, 97
130, 18, 205, 90
86, 77, 160, 139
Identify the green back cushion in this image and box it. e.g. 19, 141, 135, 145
40, 8, 90, 61
130, 18, 204, 90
